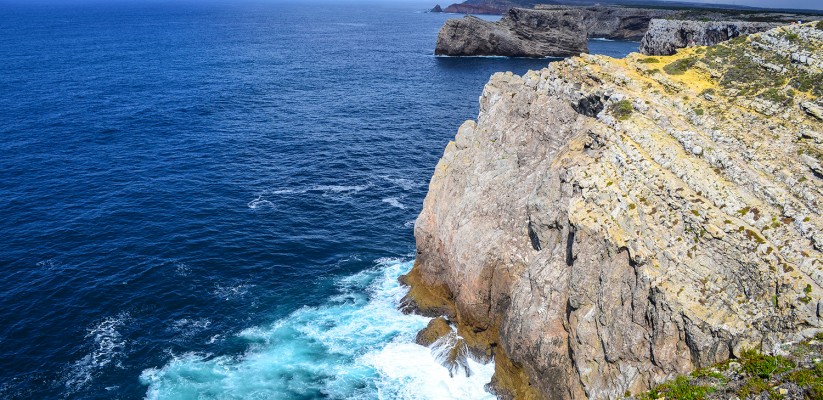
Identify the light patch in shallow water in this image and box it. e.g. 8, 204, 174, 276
141, 259, 495, 399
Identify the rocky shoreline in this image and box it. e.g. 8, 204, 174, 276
433, 4, 823, 58
406, 22, 823, 399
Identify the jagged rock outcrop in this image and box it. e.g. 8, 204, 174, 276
406, 23, 823, 399
536, 5, 676, 40
431, 4, 443, 13
640, 19, 780, 55
435, 8, 588, 57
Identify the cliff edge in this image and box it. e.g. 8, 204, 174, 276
406, 22, 823, 399
639, 19, 781, 56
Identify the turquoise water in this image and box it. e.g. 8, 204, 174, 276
0, 1, 639, 398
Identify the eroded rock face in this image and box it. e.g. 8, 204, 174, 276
408, 23, 823, 399
537, 5, 676, 40
435, 8, 588, 57
640, 19, 780, 55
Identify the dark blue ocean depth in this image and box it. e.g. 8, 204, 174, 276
0, 2, 639, 398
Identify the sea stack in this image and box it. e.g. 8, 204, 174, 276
435, 8, 588, 57
406, 23, 823, 398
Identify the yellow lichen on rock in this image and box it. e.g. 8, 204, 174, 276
407, 23, 823, 399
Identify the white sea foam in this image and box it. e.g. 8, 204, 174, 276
169, 318, 212, 340
141, 259, 496, 399
382, 197, 406, 209
212, 282, 254, 301
267, 183, 372, 200
380, 175, 419, 191
66, 313, 130, 392
403, 219, 416, 228
591, 37, 616, 41
174, 261, 190, 276
247, 195, 275, 210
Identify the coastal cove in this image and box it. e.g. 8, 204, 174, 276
0, 2, 640, 399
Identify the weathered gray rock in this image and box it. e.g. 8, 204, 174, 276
639, 19, 779, 55
537, 5, 676, 40
408, 23, 823, 399
802, 101, 823, 121
435, 8, 588, 57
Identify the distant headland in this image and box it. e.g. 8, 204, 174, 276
431, 1, 823, 57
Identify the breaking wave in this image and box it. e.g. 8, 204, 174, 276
141, 259, 495, 399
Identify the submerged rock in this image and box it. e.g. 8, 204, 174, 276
410, 23, 823, 399
415, 316, 452, 346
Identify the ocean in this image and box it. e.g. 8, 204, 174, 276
0, 2, 638, 398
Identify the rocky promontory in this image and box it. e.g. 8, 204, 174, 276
439, 0, 540, 15
640, 19, 780, 55
406, 22, 823, 399
433, 3, 823, 59
435, 8, 589, 57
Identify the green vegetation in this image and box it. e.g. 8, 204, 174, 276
758, 88, 792, 105
637, 376, 715, 400
801, 284, 813, 304
740, 349, 793, 378
736, 377, 771, 399
790, 72, 823, 98
817, 20, 823, 30
694, 108, 704, 116
635, 344, 823, 400
664, 57, 698, 75
611, 100, 634, 121
781, 31, 800, 43
638, 57, 660, 64
786, 362, 823, 398
687, 31, 823, 103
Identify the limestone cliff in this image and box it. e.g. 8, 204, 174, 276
536, 5, 676, 40
406, 22, 823, 399
639, 19, 780, 56
442, 0, 538, 15
435, 8, 589, 58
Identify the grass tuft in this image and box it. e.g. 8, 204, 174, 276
610, 100, 634, 121
664, 57, 697, 75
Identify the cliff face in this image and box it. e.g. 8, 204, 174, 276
407, 23, 823, 399
536, 5, 676, 40
441, 0, 540, 15
639, 19, 780, 56
435, 8, 589, 58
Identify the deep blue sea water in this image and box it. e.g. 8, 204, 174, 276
0, 2, 638, 398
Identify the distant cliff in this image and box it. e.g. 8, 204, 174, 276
640, 19, 780, 55
434, 5, 822, 59
407, 22, 823, 399
537, 5, 676, 40
441, 0, 541, 15
435, 8, 588, 57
